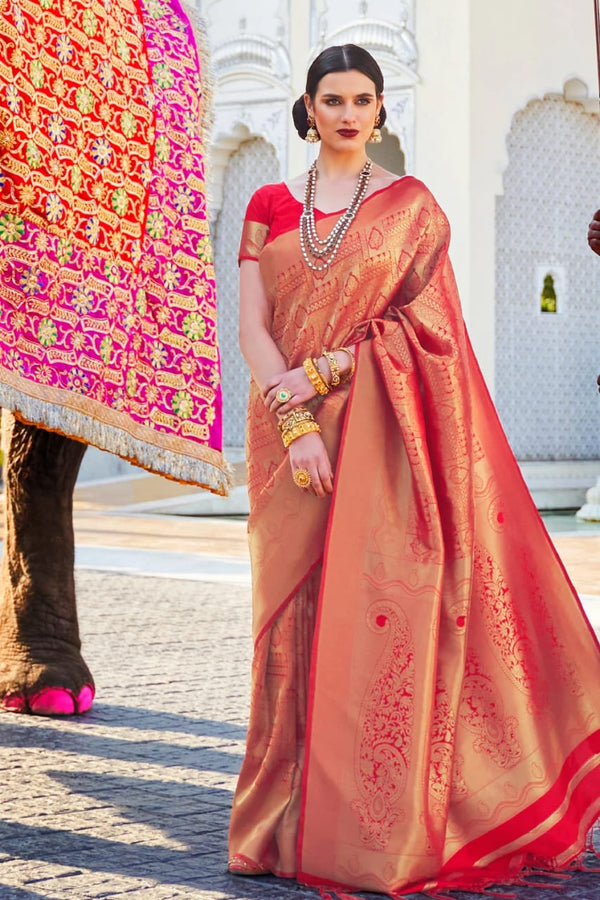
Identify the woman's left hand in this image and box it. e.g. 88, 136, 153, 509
263, 366, 316, 415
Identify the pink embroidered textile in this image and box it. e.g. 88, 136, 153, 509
0, 0, 229, 492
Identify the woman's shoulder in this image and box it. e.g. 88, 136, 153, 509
244, 182, 292, 221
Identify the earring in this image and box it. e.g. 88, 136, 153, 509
368, 115, 382, 144
305, 115, 320, 143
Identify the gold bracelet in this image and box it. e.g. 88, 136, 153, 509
303, 356, 330, 395
322, 349, 341, 387
281, 419, 321, 449
336, 345, 355, 383
278, 406, 314, 432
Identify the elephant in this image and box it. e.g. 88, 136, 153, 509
0, 415, 93, 714
0, 0, 229, 714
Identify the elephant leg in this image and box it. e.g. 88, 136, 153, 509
0, 411, 94, 715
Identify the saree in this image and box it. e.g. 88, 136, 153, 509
0, 0, 229, 492
228, 176, 600, 895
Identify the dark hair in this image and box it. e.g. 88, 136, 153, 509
292, 44, 387, 139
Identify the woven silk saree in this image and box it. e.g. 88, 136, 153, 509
0, 0, 229, 491
229, 177, 600, 895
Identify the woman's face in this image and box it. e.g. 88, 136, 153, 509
305, 69, 382, 151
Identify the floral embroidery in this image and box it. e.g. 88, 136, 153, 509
67, 367, 90, 393
47, 114, 66, 144
0, 214, 25, 242
116, 35, 130, 62
86, 217, 100, 245
56, 34, 73, 63
57, 238, 73, 264
29, 59, 44, 88
6, 84, 20, 113
196, 235, 212, 262
174, 186, 194, 214
146, 211, 165, 239
76, 87, 94, 114
182, 311, 206, 341
154, 135, 170, 161
46, 194, 64, 223
26, 141, 42, 169
38, 318, 58, 347
135, 288, 147, 315
153, 62, 174, 89
120, 110, 137, 138
100, 335, 112, 364
98, 60, 114, 88
82, 9, 98, 35
150, 341, 168, 368
71, 165, 82, 193
71, 285, 95, 314
163, 261, 180, 289
20, 267, 42, 296
91, 138, 112, 167
126, 370, 137, 397
172, 390, 193, 418
111, 188, 129, 216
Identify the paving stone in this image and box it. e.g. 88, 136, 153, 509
1, 568, 598, 900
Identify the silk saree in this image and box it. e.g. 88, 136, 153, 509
0, 0, 229, 491
229, 176, 600, 896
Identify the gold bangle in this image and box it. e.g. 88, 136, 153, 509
336, 345, 355, 383
303, 356, 330, 395
322, 349, 341, 387
281, 419, 321, 448
277, 406, 313, 432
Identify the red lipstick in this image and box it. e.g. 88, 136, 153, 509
337, 129, 359, 138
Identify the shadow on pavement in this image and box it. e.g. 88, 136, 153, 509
0, 712, 243, 776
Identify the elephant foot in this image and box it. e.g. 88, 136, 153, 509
3, 684, 95, 715
0, 649, 95, 716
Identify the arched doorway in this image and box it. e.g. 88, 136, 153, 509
495, 93, 600, 460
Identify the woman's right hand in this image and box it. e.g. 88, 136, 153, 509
263, 365, 317, 415
288, 431, 333, 499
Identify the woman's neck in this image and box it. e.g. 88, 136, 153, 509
314, 148, 370, 180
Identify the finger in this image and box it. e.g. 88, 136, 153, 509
318, 464, 334, 495
308, 471, 326, 499
593, 209, 600, 222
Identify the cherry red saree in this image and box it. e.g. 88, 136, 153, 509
229, 177, 600, 895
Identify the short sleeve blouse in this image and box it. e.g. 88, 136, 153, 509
238, 183, 303, 263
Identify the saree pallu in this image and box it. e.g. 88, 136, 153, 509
0, 0, 229, 492
229, 177, 600, 895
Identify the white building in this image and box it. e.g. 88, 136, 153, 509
84, 1, 600, 508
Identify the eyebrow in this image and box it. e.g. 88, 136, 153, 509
320, 92, 375, 99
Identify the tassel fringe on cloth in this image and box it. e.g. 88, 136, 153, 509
0, 0, 231, 493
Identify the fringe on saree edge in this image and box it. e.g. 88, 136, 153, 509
0, 383, 233, 494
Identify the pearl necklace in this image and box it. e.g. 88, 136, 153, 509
299, 158, 373, 272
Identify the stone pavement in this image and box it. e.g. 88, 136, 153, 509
0, 481, 599, 900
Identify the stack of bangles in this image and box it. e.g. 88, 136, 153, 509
277, 347, 355, 450
302, 345, 355, 397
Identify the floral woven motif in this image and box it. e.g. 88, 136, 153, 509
0, 0, 229, 492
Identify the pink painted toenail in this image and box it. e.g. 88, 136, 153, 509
76, 684, 95, 713
29, 687, 75, 715
2, 693, 27, 712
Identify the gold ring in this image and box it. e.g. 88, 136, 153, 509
276, 388, 292, 404
293, 468, 311, 488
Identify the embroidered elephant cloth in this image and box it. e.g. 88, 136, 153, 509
0, 0, 229, 492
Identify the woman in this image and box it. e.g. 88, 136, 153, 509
228, 44, 600, 897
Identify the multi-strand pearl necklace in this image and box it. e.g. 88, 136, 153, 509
299, 158, 373, 272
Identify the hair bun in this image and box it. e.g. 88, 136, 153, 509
292, 96, 310, 139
